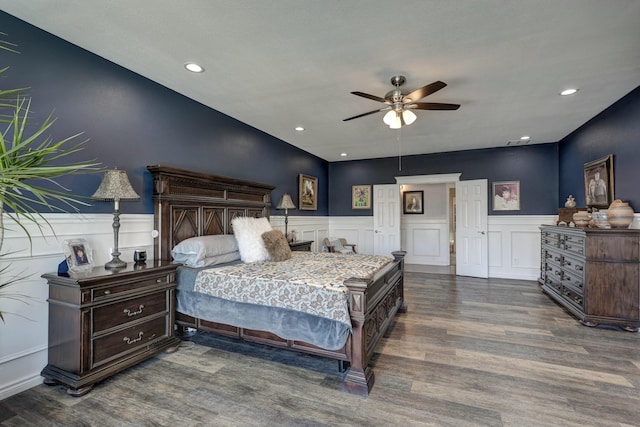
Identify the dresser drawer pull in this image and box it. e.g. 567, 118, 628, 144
104, 290, 111, 295
124, 305, 145, 317
156, 278, 163, 283
123, 332, 143, 345
575, 265, 583, 271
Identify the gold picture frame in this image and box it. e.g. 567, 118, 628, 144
352, 185, 371, 209
298, 174, 317, 210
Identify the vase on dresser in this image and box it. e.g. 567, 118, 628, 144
607, 199, 634, 228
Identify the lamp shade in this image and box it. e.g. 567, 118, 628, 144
91, 169, 140, 202
276, 193, 296, 210
402, 110, 417, 125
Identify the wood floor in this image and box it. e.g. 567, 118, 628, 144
2, 272, 639, 426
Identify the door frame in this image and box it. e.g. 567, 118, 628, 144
395, 174, 462, 265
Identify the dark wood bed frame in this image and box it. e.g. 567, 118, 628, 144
147, 165, 407, 396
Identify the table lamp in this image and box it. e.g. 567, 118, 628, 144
276, 193, 296, 242
91, 169, 140, 268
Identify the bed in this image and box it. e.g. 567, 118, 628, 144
147, 165, 407, 396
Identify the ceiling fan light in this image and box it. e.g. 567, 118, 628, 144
389, 114, 402, 129
383, 110, 397, 126
402, 110, 417, 125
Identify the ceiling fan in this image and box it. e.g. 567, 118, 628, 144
343, 75, 460, 129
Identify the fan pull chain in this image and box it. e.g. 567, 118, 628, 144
397, 128, 402, 171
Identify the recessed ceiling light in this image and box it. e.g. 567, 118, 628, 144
520, 135, 531, 141
295, 126, 305, 132
560, 88, 578, 96
184, 62, 204, 73
340, 153, 347, 157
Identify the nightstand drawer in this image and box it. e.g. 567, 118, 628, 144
93, 291, 168, 333
92, 315, 168, 367
91, 273, 173, 301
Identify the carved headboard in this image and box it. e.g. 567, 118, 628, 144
147, 165, 275, 261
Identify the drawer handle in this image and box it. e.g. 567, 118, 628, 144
123, 331, 143, 345
575, 265, 583, 271
156, 278, 163, 283
104, 290, 111, 295
124, 305, 145, 317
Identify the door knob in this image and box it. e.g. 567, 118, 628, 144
478, 231, 485, 235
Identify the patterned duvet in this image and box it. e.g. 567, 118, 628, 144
194, 252, 392, 327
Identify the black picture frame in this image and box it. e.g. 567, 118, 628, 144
403, 190, 424, 214
584, 154, 614, 208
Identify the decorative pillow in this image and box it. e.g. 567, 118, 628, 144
171, 235, 239, 267
200, 251, 241, 267
261, 230, 292, 262
231, 216, 272, 262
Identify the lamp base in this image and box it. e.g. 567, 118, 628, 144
105, 256, 127, 269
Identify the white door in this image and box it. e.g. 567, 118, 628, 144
455, 179, 488, 278
373, 184, 401, 256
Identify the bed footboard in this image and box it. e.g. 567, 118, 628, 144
343, 250, 406, 396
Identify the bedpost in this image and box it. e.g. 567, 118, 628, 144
343, 278, 374, 396
392, 250, 408, 313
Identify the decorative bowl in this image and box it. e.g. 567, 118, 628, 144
591, 211, 610, 229
573, 211, 591, 228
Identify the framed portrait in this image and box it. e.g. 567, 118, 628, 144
403, 190, 424, 214
298, 174, 318, 210
492, 181, 520, 211
62, 238, 94, 273
584, 154, 614, 208
352, 185, 371, 209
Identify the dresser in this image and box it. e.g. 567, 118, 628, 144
289, 240, 313, 251
41, 261, 181, 396
539, 225, 640, 331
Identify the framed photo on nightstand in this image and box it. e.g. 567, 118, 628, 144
63, 238, 94, 273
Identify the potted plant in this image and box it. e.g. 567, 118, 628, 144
0, 35, 100, 321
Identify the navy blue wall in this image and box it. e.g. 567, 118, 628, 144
329, 144, 559, 216
559, 86, 640, 211
1, 12, 328, 215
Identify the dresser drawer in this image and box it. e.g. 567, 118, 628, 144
561, 269, 584, 295
93, 291, 168, 333
92, 316, 168, 367
562, 254, 585, 278
562, 234, 585, 257
91, 273, 174, 302
542, 231, 560, 248
562, 285, 584, 309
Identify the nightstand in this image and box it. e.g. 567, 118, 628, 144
41, 261, 181, 396
289, 240, 313, 251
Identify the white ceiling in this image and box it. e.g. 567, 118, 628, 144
2, 1, 639, 162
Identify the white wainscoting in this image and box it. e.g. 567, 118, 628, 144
487, 215, 554, 280
401, 217, 449, 265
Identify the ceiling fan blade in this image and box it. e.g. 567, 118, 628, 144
351, 91, 388, 103
409, 102, 460, 111
405, 81, 447, 102
343, 107, 390, 122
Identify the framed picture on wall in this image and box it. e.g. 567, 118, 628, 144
403, 190, 424, 214
352, 185, 371, 209
492, 181, 520, 211
584, 154, 614, 208
299, 174, 318, 210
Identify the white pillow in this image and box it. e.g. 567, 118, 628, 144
231, 216, 272, 262
171, 235, 239, 267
